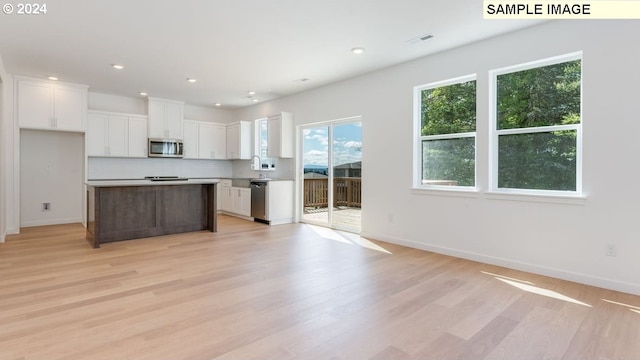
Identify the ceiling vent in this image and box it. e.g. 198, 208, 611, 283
406, 33, 434, 45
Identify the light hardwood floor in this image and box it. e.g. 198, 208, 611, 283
1, 215, 639, 360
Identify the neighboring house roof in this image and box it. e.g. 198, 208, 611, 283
334, 161, 362, 170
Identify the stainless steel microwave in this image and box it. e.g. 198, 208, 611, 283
148, 138, 184, 158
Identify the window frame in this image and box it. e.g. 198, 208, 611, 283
254, 117, 276, 171
413, 74, 478, 191
489, 52, 583, 196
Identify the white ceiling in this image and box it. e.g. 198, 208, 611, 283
0, 0, 542, 108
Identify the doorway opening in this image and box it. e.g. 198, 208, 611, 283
300, 117, 362, 233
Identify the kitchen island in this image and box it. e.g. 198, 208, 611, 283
85, 179, 218, 248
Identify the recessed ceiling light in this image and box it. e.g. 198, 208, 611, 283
47, 76, 59, 81
252, 99, 259, 102
215, 103, 222, 107
187, 78, 197, 83
351, 47, 365, 55
139, 92, 148, 96
112, 64, 125, 70
248, 91, 256, 95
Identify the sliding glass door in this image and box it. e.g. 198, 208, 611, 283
301, 118, 362, 232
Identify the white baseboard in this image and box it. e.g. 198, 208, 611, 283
20, 217, 83, 228
219, 211, 254, 222
269, 218, 293, 226
360, 231, 640, 296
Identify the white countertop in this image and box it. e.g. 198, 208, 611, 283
86, 179, 220, 187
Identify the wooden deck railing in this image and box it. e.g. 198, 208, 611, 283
304, 178, 361, 208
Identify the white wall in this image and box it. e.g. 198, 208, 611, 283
20, 130, 84, 227
232, 20, 640, 295
0, 54, 16, 237
0, 67, 4, 241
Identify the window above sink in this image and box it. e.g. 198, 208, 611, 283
255, 118, 276, 171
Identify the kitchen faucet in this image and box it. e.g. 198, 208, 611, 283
250, 155, 266, 178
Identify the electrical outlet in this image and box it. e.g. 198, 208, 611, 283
605, 244, 617, 257
42, 202, 51, 211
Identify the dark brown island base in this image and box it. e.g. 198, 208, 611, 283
85, 180, 218, 248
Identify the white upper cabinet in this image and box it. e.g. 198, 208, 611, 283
199, 122, 226, 160
226, 121, 251, 159
16, 76, 88, 132
127, 116, 148, 158
267, 112, 293, 158
183, 120, 227, 159
147, 97, 184, 139
86, 113, 109, 156
182, 120, 199, 159
87, 111, 147, 158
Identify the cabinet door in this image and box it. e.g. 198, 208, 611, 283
165, 101, 183, 139
147, 98, 184, 139
147, 100, 166, 138
220, 186, 233, 212
225, 121, 250, 159
267, 115, 282, 158
17, 80, 54, 129
238, 188, 252, 217
211, 124, 227, 159
128, 116, 148, 158
87, 113, 108, 156
198, 123, 215, 159
226, 123, 240, 159
267, 113, 293, 158
106, 115, 128, 157
183, 120, 198, 159
54, 84, 86, 131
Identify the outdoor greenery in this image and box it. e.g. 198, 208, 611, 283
497, 59, 581, 190
421, 80, 476, 186
420, 59, 581, 190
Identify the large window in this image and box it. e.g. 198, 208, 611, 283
492, 54, 582, 193
415, 76, 476, 188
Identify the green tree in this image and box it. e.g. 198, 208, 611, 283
421, 80, 476, 186
497, 60, 581, 190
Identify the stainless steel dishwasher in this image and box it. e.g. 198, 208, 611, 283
250, 181, 267, 222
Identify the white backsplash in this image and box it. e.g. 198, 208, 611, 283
88, 157, 233, 180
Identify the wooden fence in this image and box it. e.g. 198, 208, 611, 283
303, 178, 361, 208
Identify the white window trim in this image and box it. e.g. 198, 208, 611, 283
489, 52, 583, 196
413, 74, 478, 191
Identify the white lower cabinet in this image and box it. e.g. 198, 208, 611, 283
232, 188, 251, 217
218, 180, 251, 217
265, 181, 294, 225
220, 184, 233, 212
